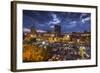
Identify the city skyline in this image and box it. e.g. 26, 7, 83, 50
23, 10, 91, 33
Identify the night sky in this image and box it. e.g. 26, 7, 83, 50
23, 10, 91, 33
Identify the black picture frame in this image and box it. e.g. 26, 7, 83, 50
11, 1, 98, 72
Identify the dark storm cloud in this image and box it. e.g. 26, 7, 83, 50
23, 10, 91, 33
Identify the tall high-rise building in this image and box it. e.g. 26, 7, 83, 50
54, 24, 61, 36
30, 24, 36, 34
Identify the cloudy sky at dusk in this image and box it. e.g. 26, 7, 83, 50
23, 10, 91, 33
